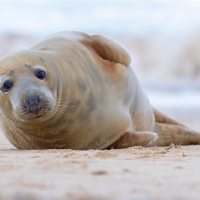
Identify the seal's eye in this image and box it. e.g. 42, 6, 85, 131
3, 80, 13, 92
35, 69, 46, 80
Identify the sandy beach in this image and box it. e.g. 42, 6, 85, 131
0, 93, 200, 200
0, 93, 199, 200
1, 127, 200, 200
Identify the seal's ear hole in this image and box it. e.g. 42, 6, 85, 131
35, 69, 46, 80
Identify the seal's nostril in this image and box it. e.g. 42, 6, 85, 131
34, 94, 40, 104
25, 98, 31, 106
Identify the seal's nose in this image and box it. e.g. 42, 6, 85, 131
24, 94, 42, 114
25, 94, 40, 106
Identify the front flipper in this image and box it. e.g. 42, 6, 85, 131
107, 131, 158, 149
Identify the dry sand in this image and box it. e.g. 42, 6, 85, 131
1, 133, 200, 200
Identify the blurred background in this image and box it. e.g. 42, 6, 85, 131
0, 0, 200, 138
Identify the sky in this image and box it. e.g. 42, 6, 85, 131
0, 0, 200, 37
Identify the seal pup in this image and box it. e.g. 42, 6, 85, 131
0, 31, 199, 150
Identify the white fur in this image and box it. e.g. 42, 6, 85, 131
10, 86, 19, 110
39, 86, 54, 100
0, 75, 6, 87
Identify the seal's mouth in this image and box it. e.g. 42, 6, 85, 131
21, 109, 48, 120
27, 112, 45, 119
22, 104, 51, 120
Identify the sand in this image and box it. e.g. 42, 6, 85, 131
1, 135, 200, 200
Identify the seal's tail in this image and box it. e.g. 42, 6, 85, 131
149, 107, 200, 146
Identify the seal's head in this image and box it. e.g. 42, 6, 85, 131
0, 50, 56, 124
